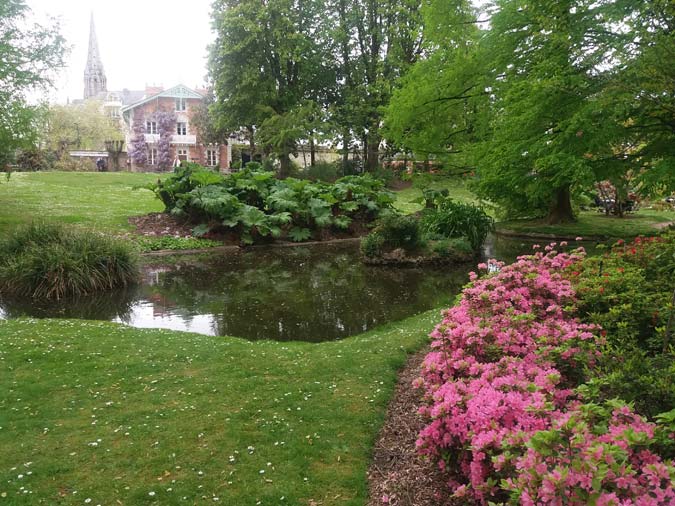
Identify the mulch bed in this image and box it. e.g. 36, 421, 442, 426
367, 347, 455, 506
128, 212, 195, 238
128, 212, 373, 244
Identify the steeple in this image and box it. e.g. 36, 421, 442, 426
83, 12, 107, 99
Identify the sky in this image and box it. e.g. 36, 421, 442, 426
26, 0, 216, 104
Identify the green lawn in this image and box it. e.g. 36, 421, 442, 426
0, 311, 438, 506
0, 172, 164, 236
2, 172, 672, 242
497, 209, 674, 239
390, 174, 673, 238
392, 175, 485, 214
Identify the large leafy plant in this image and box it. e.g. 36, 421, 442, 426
418, 191, 493, 250
149, 163, 394, 243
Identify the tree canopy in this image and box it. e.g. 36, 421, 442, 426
208, 0, 424, 175
384, 0, 675, 223
0, 0, 66, 167
207, 0, 674, 220
44, 101, 123, 154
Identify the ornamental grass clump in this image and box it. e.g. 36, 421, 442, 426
416, 244, 675, 505
0, 223, 138, 300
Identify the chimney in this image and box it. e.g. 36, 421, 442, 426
145, 85, 164, 96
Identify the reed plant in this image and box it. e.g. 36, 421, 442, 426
0, 223, 138, 299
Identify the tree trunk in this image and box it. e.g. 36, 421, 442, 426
366, 128, 380, 171
278, 153, 291, 179
309, 135, 316, 167
341, 129, 350, 174
362, 135, 368, 172
546, 185, 575, 224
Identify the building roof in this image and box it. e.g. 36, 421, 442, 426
120, 84, 205, 113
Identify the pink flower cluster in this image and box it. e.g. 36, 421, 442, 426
415, 247, 675, 504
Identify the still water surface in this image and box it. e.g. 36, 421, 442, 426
0, 236, 561, 341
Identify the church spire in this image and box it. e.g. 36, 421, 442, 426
83, 12, 107, 99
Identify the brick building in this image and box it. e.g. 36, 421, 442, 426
120, 85, 230, 172
81, 14, 229, 172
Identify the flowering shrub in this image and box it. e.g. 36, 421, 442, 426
499, 403, 675, 506
155, 110, 176, 170
416, 244, 675, 504
571, 233, 675, 418
128, 110, 147, 165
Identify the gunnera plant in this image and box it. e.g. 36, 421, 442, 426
0, 223, 139, 300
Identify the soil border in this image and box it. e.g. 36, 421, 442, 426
367, 346, 454, 506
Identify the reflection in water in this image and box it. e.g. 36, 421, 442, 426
0, 236, 561, 342
0, 285, 139, 321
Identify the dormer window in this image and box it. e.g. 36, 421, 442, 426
175, 98, 186, 111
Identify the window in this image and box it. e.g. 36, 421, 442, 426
175, 98, 186, 111
206, 149, 218, 167
176, 122, 187, 135
148, 148, 158, 165
177, 148, 188, 161
145, 121, 157, 134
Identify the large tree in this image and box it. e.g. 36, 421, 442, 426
474, 0, 620, 223
328, 0, 424, 171
210, 0, 330, 177
0, 0, 66, 167
383, 0, 486, 174
209, 0, 424, 175
386, 0, 674, 223
602, 0, 675, 195
44, 101, 123, 155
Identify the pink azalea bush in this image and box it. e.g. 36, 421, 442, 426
415, 246, 675, 504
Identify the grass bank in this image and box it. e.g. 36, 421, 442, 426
0, 172, 164, 235
392, 175, 482, 215
497, 209, 674, 239
0, 310, 439, 505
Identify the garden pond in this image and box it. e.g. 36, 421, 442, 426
0, 235, 585, 341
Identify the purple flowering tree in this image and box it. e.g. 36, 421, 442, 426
155, 110, 176, 170
128, 111, 147, 166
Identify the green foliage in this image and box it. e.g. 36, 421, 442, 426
360, 232, 385, 258
582, 351, 675, 420
133, 236, 221, 252
288, 227, 312, 242
430, 237, 473, 258
385, 0, 675, 222
0, 0, 66, 167
150, 164, 394, 243
572, 234, 675, 417
0, 223, 138, 299
372, 213, 421, 251
44, 100, 124, 153
383, 0, 483, 172
420, 196, 493, 250
298, 161, 339, 182
16, 148, 49, 171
